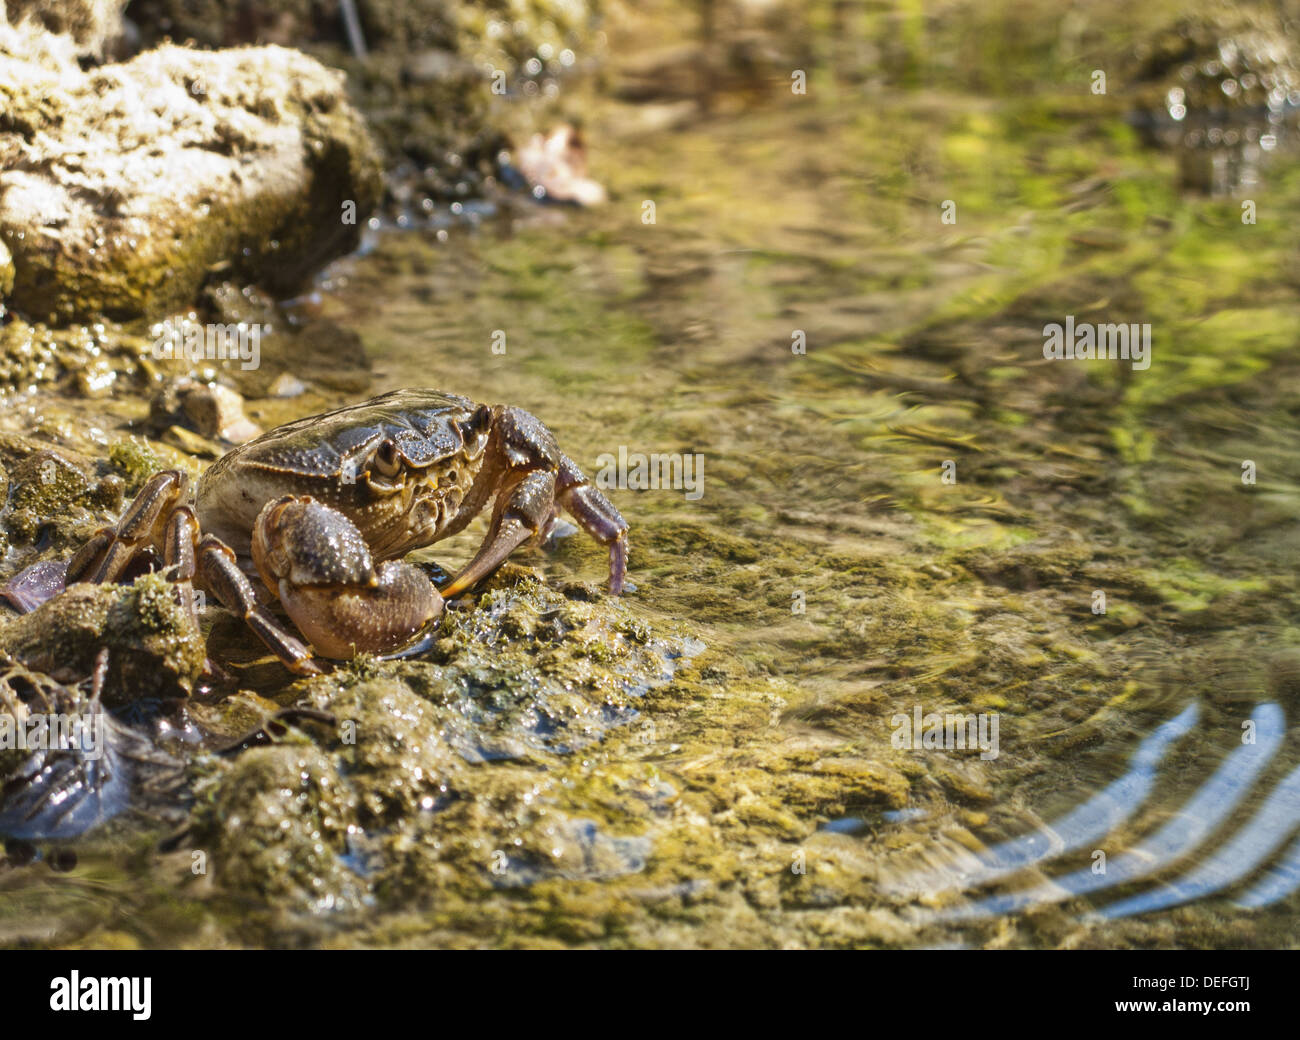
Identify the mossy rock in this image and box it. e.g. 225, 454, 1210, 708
0, 572, 205, 704
189, 744, 366, 913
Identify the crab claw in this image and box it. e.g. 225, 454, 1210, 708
553, 447, 628, 595
442, 453, 629, 598
441, 470, 555, 598
252, 496, 444, 660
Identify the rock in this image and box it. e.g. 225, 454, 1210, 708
3, 445, 124, 544
127, 0, 605, 217
4, 0, 126, 59
149, 377, 262, 444
514, 125, 608, 207
161, 425, 224, 460
9, 448, 96, 508
0, 41, 383, 324
1128, 9, 1299, 112
73, 357, 122, 398
0, 572, 206, 705
0, 314, 148, 392
190, 744, 366, 914
183, 383, 262, 444
311, 678, 467, 826
107, 436, 162, 490
188, 575, 693, 910
199, 280, 279, 331
267, 371, 306, 398
125, 0, 320, 50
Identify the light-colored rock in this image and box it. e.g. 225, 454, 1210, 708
0, 40, 383, 324
516, 125, 608, 207
3, 0, 125, 59
150, 376, 263, 444
128, 0, 605, 215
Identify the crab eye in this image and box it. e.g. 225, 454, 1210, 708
373, 438, 402, 477
456, 404, 493, 454
458, 405, 490, 437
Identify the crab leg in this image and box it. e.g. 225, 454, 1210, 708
556, 453, 629, 595
197, 533, 322, 676
67, 470, 189, 585
162, 505, 198, 581
161, 505, 205, 629
442, 469, 557, 597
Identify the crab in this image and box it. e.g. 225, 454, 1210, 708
61, 389, 629, 676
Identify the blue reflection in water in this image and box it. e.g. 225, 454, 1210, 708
941, 702, 1284, 921
1234, 828, 1300, 908
889, 702, 1199, 899
1094, 760, 1300, 918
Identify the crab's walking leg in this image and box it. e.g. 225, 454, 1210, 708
159, 504, 204, 628
556, 454, 629, 594
67, 470, 206, 629
198, 533, 322, 676
442, 469, 558, 597
67, 470, 189, 585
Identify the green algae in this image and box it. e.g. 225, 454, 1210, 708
189, 744, 366, 915
108, 437, 163, 491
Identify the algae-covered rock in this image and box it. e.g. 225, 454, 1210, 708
190, 744, 366, 913
416, 573, 686, 758
0, 314, 148, 393
1, 442, 124, 544
0, 572, 205, 704
188, 574, 692, 915
310, 676, 468, 825
8, 446, 120, 510
0, 39, 383, 323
